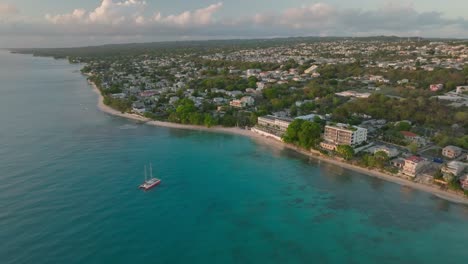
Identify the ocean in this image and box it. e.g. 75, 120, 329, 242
1, 50, 468, 264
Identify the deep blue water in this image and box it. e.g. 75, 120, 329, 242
1, 51, 468, 264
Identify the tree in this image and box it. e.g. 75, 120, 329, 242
336, 145, 355, 160
395, 121, 411, 131
298, 121, 322, 149
203, 114, 215, 127
283, 119, 303, 143
283, 119, 322, 149
407, 142, 419, 154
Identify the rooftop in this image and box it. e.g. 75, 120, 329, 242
406, 156, 424, 163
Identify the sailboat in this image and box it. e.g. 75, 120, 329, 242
139, 163, 161, 190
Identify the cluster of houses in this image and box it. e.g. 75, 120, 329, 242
252, 115, 467, 190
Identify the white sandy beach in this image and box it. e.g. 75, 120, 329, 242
88, 80, 468, 205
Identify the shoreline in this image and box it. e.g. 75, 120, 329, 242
87, 79, 468, 205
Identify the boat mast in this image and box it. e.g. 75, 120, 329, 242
144, 165, 147, 181
149, 163, 153, 178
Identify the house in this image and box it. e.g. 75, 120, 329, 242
391, 158, 405, 169
441, 161, 466, 177
227, 90, 243, 98
212, 97, 225, 105
304, 65, 319, 74
402, 156, 427, 177
256, 82, 266, 90
430, 83, 444, 92
369, 145, 400, 158
169, 96, 180, 105
456, 86, 468, 94
246, 69, 261, 76
460, 174, 468, 190
240, 96, 255, 106
229, 100, 244, 108
442, 145, 462, 159
132, 102, 146, 114
400, 131, 425, 146
323, 124, 367, 147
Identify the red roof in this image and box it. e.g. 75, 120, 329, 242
406, 156, 423, 163
401, 131, 418, 138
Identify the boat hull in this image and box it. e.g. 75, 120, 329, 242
139, 180, 161, 191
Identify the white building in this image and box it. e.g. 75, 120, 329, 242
442, 161, 467, 177
323, 124, 368, 146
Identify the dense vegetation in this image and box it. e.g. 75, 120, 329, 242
282, 119, 322, 149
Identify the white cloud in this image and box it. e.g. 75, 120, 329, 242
155, 2, 222, 26
0, 2, 18, 15
46, 0, 147, 25
2, 1, 468, 48
45, 0, 222, 27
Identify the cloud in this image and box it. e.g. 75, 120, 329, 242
154, 2, 222, 26
45, 0, 222, 27
0, 3, 18, 15
46, 0, 147, 25
2, 1, 468, 48
244, 2, 468, 35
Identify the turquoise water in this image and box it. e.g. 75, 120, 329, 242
1, 51, 468, 264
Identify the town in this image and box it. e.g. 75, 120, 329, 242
27, 37, 467, 197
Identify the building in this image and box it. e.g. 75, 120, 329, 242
229, 100, 243, 108
254, 115, 293, 138
390, 158, 405, 169
441, 161, 467, 177
367, 145, 400, 158
442, 145, 462, 159
240, 96, 255, 106
304, 65, 318, 74
456, 86, 468, 94
402, 156, 427, 177
430, 83, 444, 92
323, 124, 367, 147
400, 131, 425, 146
460, 174, 468, 190
257, 115, 292, 132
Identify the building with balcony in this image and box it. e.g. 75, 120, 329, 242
442, 145, 463, 159
402, 156, 427, 177
323, 124, 367, 147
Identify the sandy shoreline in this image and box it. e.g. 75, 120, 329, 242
87, 79, 468, 205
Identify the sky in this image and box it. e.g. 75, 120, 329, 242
1, 0, 468, 48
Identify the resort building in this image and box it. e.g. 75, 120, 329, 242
402, 156, 427, 177
253, 115, 293, 140
323, 124, 368, 147
442, 145, 463, 159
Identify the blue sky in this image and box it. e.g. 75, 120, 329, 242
1, 0, 468, 48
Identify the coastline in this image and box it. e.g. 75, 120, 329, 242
87, 79, 468, 205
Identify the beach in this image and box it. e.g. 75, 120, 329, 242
88, 80, 468, 205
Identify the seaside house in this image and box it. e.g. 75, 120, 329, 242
402, 156, 427, 177
442, 145, 463, 159
460, 174, 468, 190
441, 161, 467, 177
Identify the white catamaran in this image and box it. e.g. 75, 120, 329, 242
139, 163, 161, 190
